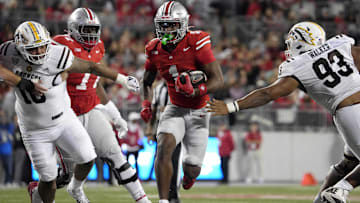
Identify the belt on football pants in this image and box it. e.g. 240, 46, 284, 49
51, 112, 63, 120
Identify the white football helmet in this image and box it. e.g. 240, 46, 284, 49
154, 1, 189, 44
68, 8, 101, 50
14, 21, 51, 65
285, 21, 326, 59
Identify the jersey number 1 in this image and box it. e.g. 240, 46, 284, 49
312, 49, 353, 88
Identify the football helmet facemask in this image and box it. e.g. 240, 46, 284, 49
154, 1, 189, 44
285, 21, 326, 59
68, 8, 101, 50
14, 21, 51, 65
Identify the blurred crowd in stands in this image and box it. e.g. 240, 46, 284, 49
0, 0, 358, 186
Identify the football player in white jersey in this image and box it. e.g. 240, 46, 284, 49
207, 21, 360, 203
0, 21, 139, 203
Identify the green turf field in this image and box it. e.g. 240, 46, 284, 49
1, 183, 359, 203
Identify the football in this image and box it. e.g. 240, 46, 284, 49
179, 70, 207, 87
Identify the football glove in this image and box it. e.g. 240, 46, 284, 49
115, 74, 140, 92
175, 73, 194, 96
113, 116, 128, 139
140, 100, 152, 123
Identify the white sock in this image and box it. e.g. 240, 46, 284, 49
124, 179, 147, 201
334, 179, 354, 191
69, 176, 85, 190
159, 200, 169, 203
33, 187, 43, 203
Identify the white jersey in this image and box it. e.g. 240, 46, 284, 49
278, 34, 360, 114
0, 41, 74, 132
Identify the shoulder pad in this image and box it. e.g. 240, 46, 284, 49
278, 58, 296, 78
329, 34, 355, 46
0, 41, 14, 56
52, 35, 74, 46
97, 40, 105, 53
145, 38, 160, 53
188, 30, 210, 45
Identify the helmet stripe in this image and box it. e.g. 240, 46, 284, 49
164, 1, 174, 16
27, 22, 40, 41
85, 8, 93, 20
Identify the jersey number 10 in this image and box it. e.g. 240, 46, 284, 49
312, 49, 353, 88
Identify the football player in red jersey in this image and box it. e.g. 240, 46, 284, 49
141, 2, 224, 202
52, 8, 151, 203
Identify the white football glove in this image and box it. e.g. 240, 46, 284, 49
115, 74, 140, 92
113, 117, 128, 139
126, 76, 140, 92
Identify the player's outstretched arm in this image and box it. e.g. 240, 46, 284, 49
65, 57, 139, 92
207, 77, 299, 116
0, 63, 21, 86
0, 64, 47, 93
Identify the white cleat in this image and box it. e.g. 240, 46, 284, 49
67, 186, 90, 203
321, 187, 349, 203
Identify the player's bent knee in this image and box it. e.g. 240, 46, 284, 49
112, 162, 138, 185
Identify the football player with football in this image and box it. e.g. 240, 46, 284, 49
0, 21, 139, 203
141, 1, 224, 203
51, 8, 151, 203
207, 21, 360, 203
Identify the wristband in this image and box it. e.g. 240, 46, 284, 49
198, 83, 207, 96
226, 100, 239, 113
142, 100, 151, 108
115, 74, 127, 86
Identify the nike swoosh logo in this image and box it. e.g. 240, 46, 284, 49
183, 47, 190, 52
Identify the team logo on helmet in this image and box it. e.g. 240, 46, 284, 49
291, 27, 316, 46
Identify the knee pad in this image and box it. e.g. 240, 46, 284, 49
103, 158, 138, 185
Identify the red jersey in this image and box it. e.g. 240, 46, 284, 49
245, 131, 262, 150
217, 129, 235, 157
145, 31, 216, 109
53, 35, 105, 115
